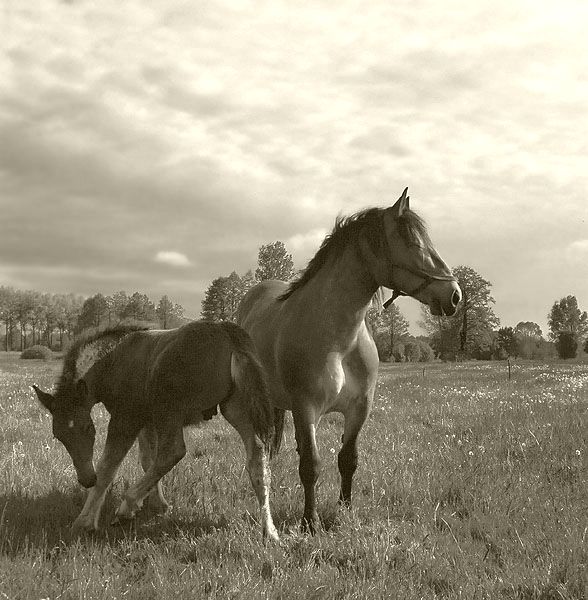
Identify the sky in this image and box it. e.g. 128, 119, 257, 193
1, 0, 587, 335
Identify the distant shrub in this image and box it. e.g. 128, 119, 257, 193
391, 342, 405, 362
556, 332, 578, 359
403, 342, 419, 363
401, 341, 431, 363
373, 331, 392, 361
417, 341, 435, 362
20, 345, 53, 361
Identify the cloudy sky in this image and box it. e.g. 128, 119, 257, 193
1, 0, 587, 334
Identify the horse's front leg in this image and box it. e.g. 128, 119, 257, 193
114, 423, 186, 522
338, 397, 371, 507
72, 420, 139, 533
137, 424, 170, 513
293, 407, 321, 533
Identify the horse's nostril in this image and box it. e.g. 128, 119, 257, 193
451, 290, 461, 307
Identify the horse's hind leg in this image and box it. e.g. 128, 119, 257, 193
220, 397, 279, 542
114, 423, 186, 522
137, 425, 170, 513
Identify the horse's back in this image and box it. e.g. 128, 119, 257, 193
105, 322, 247, 419
237, 280, 288, 329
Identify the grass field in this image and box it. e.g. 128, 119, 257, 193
0, 353, 587, 599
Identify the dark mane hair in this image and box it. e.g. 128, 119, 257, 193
56, 324, 148, 400
278, 207, 430, 301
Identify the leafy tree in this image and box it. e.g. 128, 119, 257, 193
513, 321, 544, 360
497, 327, 518, 358
201, 271, 256, 323
255, 241, 294, 282
556, 331, 578, 359
201, 277, 232, 322
121, 292, 156, 323
548, 295, 588, 341
14, 290, 37, 350
156, 296, 185, 329
514, 321, 543, 340
0, 286, 18, 351
110, 291, 129, 321
76, 294, 109, 333
370, 303, 410, 361
240, 269, 257, 295
55, 293, 83, 348
420, 265, 499, 359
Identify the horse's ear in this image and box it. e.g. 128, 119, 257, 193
388, 187, 409, 217
32, 385, 55, 413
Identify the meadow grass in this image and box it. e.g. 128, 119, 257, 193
0, 353, 586, 599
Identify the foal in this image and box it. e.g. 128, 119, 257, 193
34, 321, 279, 541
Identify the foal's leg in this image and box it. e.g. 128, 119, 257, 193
137, 425, 170, 513
338, 398, 370, 507
114, 423, 186, 522
72, 421, 139, 532
293, 406, 321, 533
220, 397, 279, 542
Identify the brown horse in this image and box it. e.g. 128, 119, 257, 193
237, 188, 461, 532
33, 321, 279, 541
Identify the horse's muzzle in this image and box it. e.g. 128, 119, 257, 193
75, 461, 97, 488
430, 283, 462, 317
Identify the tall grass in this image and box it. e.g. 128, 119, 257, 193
0, 354, 586, 599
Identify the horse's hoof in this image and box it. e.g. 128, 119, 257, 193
300, 515, 321, 535
263, 526, 280, 544
112, 499, 139, 524
145, 496, 170, 514
71, 518, 97, 535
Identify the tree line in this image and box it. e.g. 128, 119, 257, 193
0, 287, 187, 352
5, 237, 586, 361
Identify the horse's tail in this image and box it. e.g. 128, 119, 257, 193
270, 408, 285, 458
230, 349, 274, 449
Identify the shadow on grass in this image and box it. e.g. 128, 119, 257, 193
0, 488, 83, 554
0, 488, 233, 556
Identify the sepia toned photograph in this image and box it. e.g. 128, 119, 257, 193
1, 1, 587, 598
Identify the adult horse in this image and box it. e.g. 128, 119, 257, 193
237, 188, 461, 532
33, 321, 279, 541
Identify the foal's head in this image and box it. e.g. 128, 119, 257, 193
360, 188, 461, 316
33, 380, 97, 488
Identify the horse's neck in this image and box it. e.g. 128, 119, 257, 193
297, 245, 377, 348
74, 337, 118, 387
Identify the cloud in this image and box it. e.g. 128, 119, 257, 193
1, 0, 587, 331
154, 251, 192, 267
566, 240, 588, 264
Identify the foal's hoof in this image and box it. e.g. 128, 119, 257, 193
145, 495, 170, 514
71, 517, 97, 535
263, 525, 280, 544
112, 499, 139, 525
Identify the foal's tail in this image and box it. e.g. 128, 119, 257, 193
230, 350, 274, 448
222, 322, 274, 449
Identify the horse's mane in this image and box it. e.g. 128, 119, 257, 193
56, 324, 148, 400
278, 207, 430, 301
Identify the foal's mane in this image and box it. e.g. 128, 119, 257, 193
278, 206, 430, 301
56, 324, 148, 400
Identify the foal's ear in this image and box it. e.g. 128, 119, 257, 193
32, 385, 55, 413
388, 187, 410, 217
